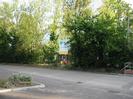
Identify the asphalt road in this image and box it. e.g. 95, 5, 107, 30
0, 64, 133, 99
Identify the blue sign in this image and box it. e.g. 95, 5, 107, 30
59, 39, 70, 52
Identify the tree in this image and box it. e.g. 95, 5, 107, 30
0, 0, 45, 63
63, 0, 133, 70
0, 1, 18, 62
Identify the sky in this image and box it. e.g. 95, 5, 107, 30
126, 0, 133, 7
91, 0, 133, 10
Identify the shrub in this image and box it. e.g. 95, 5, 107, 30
8, 74, 32, 86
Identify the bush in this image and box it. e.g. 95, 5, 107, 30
0, 80, 9, 88
8, 74, 32, 86
64, 0, 133, 70
0, 74, 32, 88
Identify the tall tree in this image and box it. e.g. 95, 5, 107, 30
64, 0, 133, 69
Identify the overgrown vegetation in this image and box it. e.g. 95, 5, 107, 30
0, 0, 133, 71
64, 0, 133, 70
0, 74, 32, 88
0, 0, 59, 64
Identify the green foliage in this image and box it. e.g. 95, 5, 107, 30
8, 74, 32, 86
0, 0, 46, 64
0, 0, 61, 64
43, 42, 58, 63
0, 80, 9, 88
0, 28, 19, 62
0, 74, 32, 88
0, 0, 133, 71
64, 0, 133, 70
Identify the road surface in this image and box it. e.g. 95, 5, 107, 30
0, 64, 133, 99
